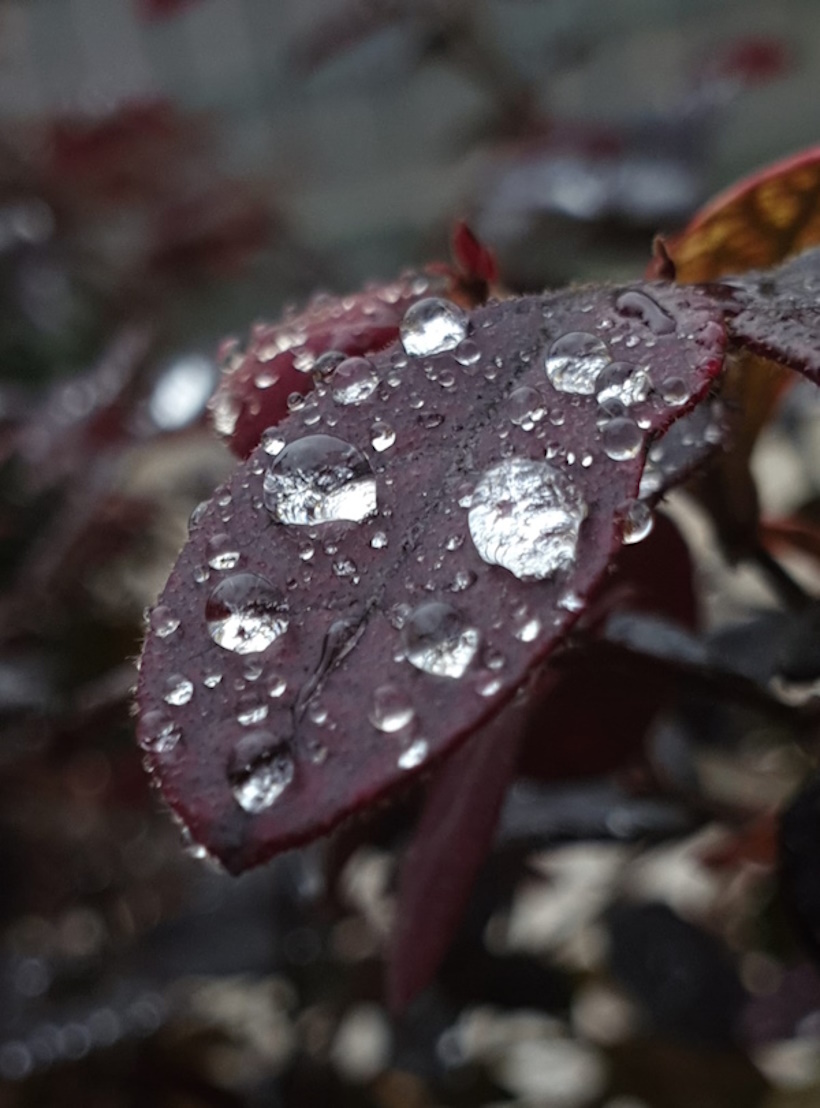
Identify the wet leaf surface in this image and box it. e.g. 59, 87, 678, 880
138, 282, 726, 872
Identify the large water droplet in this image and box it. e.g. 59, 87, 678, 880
400, 298, 469, 357
330, 357, 378, 405
369, 685, 415, 732
263, 435, 377, 525
615, 289, 676, 335
468, 458, 586, 581
402, 601, 479, 679
602, 417, 643, 461
206, 573, 289, 654
228, 730, 294, 813
545, 332, 610, 394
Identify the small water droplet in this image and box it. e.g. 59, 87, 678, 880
602, 417, 643, 461
398, 738, 429, 770
451, 569, 476, 592
330, 357, 378, 405
261, 429, 286, 456
150, 605, 180, 638
313, 350, 347, 378
193, 565, 210, 585
163, 674, 193, 706
454, 338, 481, 370
660, 376, 689, 406
207, 534, 241, 571
508, 385, 546, 430
370, 420, 395, 452
204, 672, 223, 688
228, 730, 294, 813
188, 500, 209, 532
263, 435, 377, 525
267, 674, 287, 698
512, 607, 541, 642
402, 601, 479, 678
615, 289, 676, 335
468, 458, 587, 581
420, 412, 445, 429
370, 685, 415, 732
400, 298, 469, 356
545, 332, 610, 394
558, 590, 584, 612
621, 499, 654, 544
477, 674, 502, 697
244, 661, 263, 681
206, 573, 289, 654
332, 557, 357, 578
371, 531, 388, 549
138, 710, 180, 754
237, 694, 269, 725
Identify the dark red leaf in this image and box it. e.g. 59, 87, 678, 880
137, 282, 726, 873
723, 246, 820, 381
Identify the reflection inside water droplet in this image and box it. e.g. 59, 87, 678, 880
545, 332, 610, 394
330, 357, 378, 405
400, 298, 469, 357
228, 729, 295, 813
402, 601, 479, 678
263, 435, 377, 525
206, 573, 289, 654
468, 458, 586, 581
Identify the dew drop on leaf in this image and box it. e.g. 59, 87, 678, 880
207, 534, 241, 571
206, 573, 290, 654
596, 362, 651, 408
545, 332, 610, 394
508, 385, 547, 430
602, 418, 644, 461
263, 435, 377, 525
137, 710, 181, 754
150, 605, 180, 638
330, 357, 378, 405
398, 738, 429, 770
615, 289, 677, 335
402, 601, 479, 679
467, 458, 587, 580
621, 500, 654, 545
163, 674, 194, 706
369, 685, 415, 733
370, 420, 396, 452
400, 298, 469, 357
228, 730, 295, 813
660, 376, 689, 406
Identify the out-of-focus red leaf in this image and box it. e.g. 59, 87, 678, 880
388, 683, 541, 1011
137, 281, 726, 872
760, 516, 820, 564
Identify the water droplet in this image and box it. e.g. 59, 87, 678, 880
420, 412, 444, 429
369, 685, 415, 732
207, 534, 241, 571
330, 357, 378, 405
512, 606, 541, 642
206, 573, 289, 654
558, 590, 583, 612
150, 605, 179, 638
615, 289, 676, 335
468, 458, 587, 581
596, 361, 651, 408
204, 672, 223, 688
621, 500, 654, 545
371, 531, 388, 549
400, 298, 469, 357
332, 557, 357, 578
545, 332, 610, 394
138, 710, 180, 754
163, 674, 193, 706
263, 435, 377, 525
477, 674, 502, 697
228, 730, 294, 813
237, 693, 269, 726
398, 738, 429, 770
402, 601, 479, 678
371, 420, 395, 452
602, 417, 643, 461
508, 385, 546, 430
261, 429, 286, 456
189, 500, 209, 532
454, 338, 481, 370
660, 376, 689, 406
267, 674, 287, 698
451, 569, 476, 592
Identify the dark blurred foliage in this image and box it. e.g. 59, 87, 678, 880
0, 2, 818, 1105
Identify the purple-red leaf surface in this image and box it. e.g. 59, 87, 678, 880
137, 283, 726, 873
